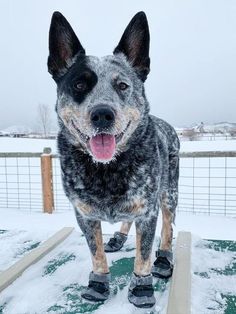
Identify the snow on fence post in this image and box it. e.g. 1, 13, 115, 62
41, 147, 54, 214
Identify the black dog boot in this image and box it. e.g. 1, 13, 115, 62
151, 250, 173, 279
104, 232, 128, 252
81, 272, 110, 302
128, 273, 156, 308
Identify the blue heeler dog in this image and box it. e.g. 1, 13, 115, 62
48, 11, 179, 308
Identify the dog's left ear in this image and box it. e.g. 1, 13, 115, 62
48, 11, 85, 80
113, 12, 150, 82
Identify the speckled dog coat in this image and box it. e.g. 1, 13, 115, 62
48, 10, 179, 307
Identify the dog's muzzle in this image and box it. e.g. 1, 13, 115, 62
89, 105, 116, 161
71, 105, 131, 162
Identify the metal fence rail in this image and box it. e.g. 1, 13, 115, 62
0, 150, 235, 216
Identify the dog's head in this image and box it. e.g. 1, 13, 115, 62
48, 11, 150, 163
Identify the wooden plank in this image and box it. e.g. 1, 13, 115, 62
0, 227, 74, 293
167, 231, 192, 314
41, 153, 54, 214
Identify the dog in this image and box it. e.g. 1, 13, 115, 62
48, 11, 179, 308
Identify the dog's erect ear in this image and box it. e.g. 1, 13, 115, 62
113, 12, 150, 81
48, 11, 85, 79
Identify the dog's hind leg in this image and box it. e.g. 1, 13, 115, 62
75, 213, 110, 302
104, 221, 133, 253
152, 151, 179, 279
128, 216, 157, 308
151, 194, 174, 278
120, 221, 133, 234
160, 193, 174, 251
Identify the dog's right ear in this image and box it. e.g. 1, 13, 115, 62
48, 12, 85, 80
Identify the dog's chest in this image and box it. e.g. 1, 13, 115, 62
61, 153, 159, 222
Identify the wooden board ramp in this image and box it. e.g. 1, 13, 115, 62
0, 227, 74, 293
167, 231, 192, 314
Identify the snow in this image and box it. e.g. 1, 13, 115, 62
0, 217, 235, 314
0, 208, 236, 242
1, 137, 236, 154
191, 236, 236, 314
0, 229, 51, 271
0, 230, 169, 314
180, 139, 236, 152
0, 137, 56, 153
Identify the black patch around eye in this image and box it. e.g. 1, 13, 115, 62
58, 56, 98, 104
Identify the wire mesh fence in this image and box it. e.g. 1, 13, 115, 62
0, 150, 236, 216
178, 152, 236, 216
0, 154, 42, 211
52, 157, 72, 211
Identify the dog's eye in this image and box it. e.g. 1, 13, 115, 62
118, 82, 129, 91
74, 82, 87, 92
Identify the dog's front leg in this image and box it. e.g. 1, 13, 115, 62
75, 214, 110, 302
128, 215, 157, 308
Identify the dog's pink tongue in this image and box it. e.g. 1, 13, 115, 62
89, 134, 116, 161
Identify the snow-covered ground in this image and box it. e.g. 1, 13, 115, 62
0, 216, 235, 314
0, 208, 235, 241
181, 139, 236, 152
1, 137, 236, 153
0, 230, 170, 314
0, 137, 236, 153
0, 137, 57, 153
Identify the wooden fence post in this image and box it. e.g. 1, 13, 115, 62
41, 147, 54, 214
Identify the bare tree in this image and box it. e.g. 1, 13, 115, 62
37, 104, 52, 137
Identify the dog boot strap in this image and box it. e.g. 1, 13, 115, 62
152, 250, 174, 279
155, 249, 173, 264
89, 271, 111, 283
81, 272, 110, 302
129, 272, 153, 289
128, 273, 156, 308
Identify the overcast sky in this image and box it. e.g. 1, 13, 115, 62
0, 0, 236, 129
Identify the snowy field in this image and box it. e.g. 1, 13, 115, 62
0, 137, 236, 314
1, 136, 236, 153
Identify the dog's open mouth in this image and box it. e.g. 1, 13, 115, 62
71, 120, 130, 161
89, 134, 116, 160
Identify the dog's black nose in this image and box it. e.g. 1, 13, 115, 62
90, 106, 115, 129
